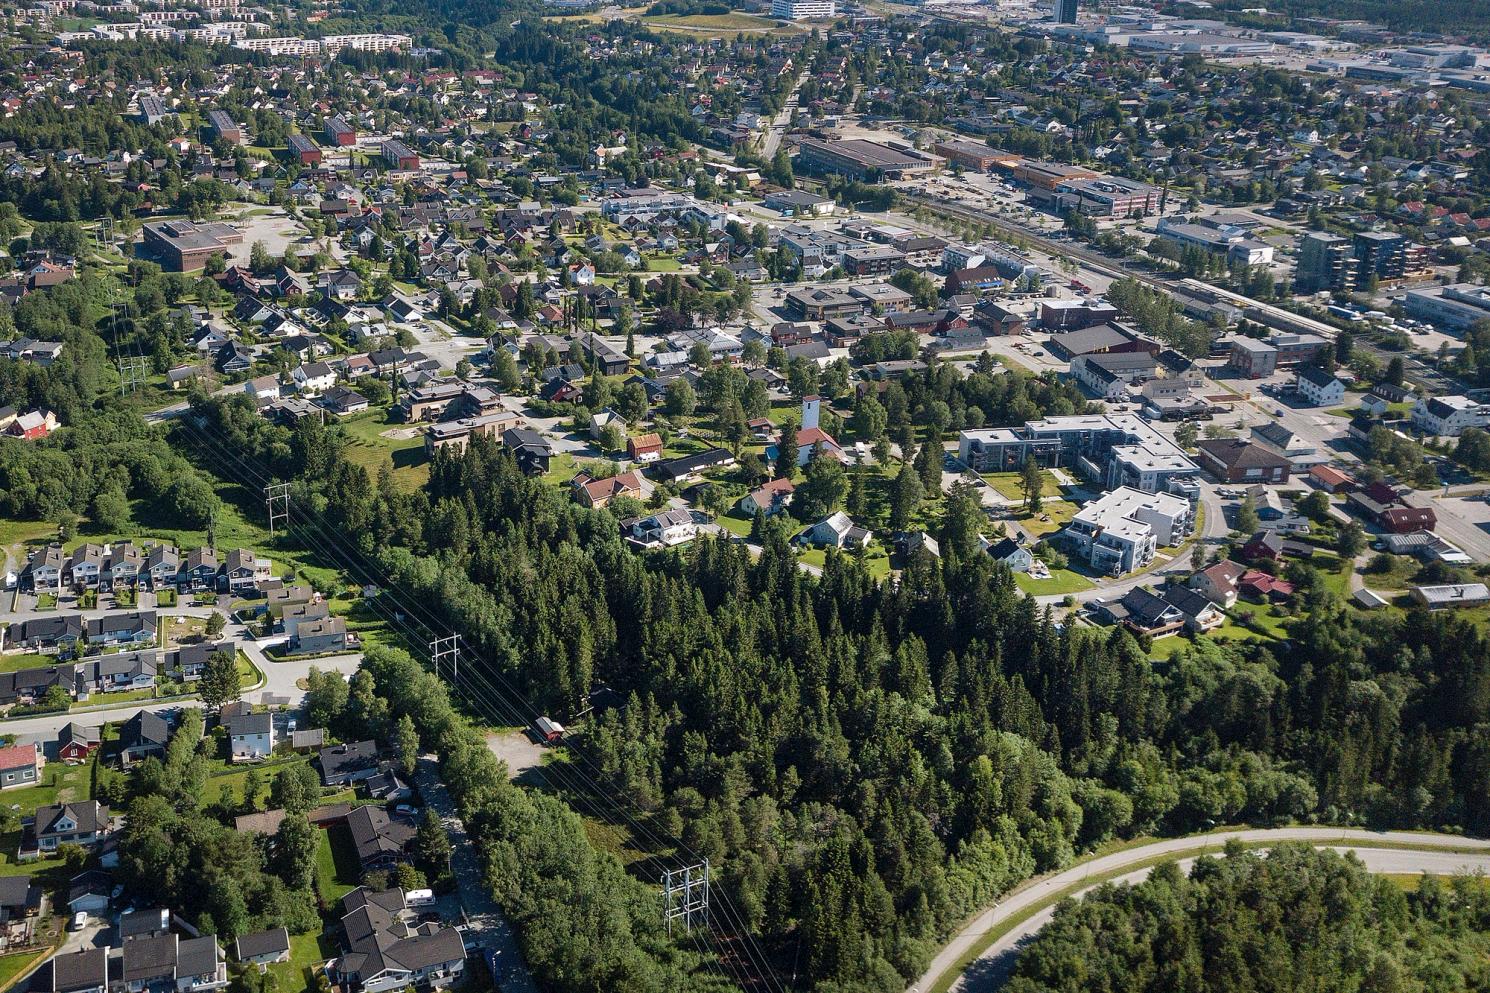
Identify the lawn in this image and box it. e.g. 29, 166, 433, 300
0, 654, 54, 675
643, 11, 793, 30
337, 409, 429, 491
985, 470, 1064, 502
206, 754, 311, 808
1011, 500, 1077, 538
268, 930, 341, 993
0, 757, 96, 813
0, 948, 51, 991
1013, 568, 1094, 596
716, 511, 755, 540
315, 824, 362, 903
542, 452, 583, 486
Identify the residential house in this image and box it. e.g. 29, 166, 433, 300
234, 928, 291, 968
346, 805, 416, 871
0, 742, 41, 790
1294, 366, 1345, 406
23, 801, 111, 858
571, 470, 643, 509
56, 723, 101, 764
118, 710, 171, 766
291, 617, 350, 654
1241, 530, 1315, 562
47, 947, 110, 993
1188, 559, 1246, 608
626, 509, 698, 548
981, 536, 1034, 572
118, 932, 227, 993
222, 548, 272, 592
329, 888, 465, 993
655, 448, 735, 484
499, 428, 553, 476
1097, 587, 1186, 638
795, 512, 871, 550
740, 478, 795, 517
317, 741, 382, 786
1347, 482, 1437, 533
1162, 584, 1225, 633
226, 711, 274, 763
84, 612, 156, 649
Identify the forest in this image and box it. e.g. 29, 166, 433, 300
1007, 843, 1490, 993
174, 391, 1490, 992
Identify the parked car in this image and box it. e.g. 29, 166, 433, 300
70, 912, 90, 931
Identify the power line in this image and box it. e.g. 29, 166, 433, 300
170, 416, 778, 991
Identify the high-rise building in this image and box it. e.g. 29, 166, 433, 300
1294, 232, 1350, 293
1054, 0, 1078, 23
1352, 231, 1426, 287
771, 0, 835, 18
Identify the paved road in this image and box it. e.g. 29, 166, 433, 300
412, 756, 537, 993
760, 71, 806, 159
915, 827, 1490, 993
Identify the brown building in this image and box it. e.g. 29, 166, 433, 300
1194, 439, 1291, 484
142, 220, 243, 272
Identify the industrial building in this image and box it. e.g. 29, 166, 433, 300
931, 140, 1016, 172
794, 138, 941, 180
1404, 283, 1490, 333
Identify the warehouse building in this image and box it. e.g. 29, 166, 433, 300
794, 138, 941, 180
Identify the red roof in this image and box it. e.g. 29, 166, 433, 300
0, 743, 36, 771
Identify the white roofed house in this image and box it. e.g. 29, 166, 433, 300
795, 511, 872, 550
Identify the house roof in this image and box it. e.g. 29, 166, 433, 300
0, 743, 36, 772
1195, 438, 1289, 471
1296, 365, 1340, 388
234, 927, 290, 961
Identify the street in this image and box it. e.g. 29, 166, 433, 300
412, 755, 538, 993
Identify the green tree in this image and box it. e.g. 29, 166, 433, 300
1020, 456, 1044, 513
1336, 521, 1367, 559
889, 462, 924, 530
198, 649, 240, 713
775, 426, 799, 480
395, 713, 420, 777
1235, 492, 1259, 535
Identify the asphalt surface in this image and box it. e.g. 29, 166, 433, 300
916, 827, 1490, 993
412, 755, 538, 993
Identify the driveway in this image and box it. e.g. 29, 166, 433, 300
412, 756, 537, 993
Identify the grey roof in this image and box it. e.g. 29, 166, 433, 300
234, 927, 290, 961
51, 947, 108, 993
176, 936, 222, 979
122, 934, 178, 982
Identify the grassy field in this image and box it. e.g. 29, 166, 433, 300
0, 757, 97, 813
0, 654, 54, 675
337, 409, 429, 491
268, 930, 341, 993
0, 947, 52, 991
985, 471, 1064, 502
1010, 500, 1077, 538
641, 12, 802, 34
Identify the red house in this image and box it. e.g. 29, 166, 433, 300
536, 716, 565, 743
57, 722, 101, 763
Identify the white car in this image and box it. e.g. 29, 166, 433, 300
69, 912, 89, 931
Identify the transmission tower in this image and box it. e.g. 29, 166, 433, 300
118, 357, 149, 395
662, 859, 710, 936
264, 482, 292, 535
430, 633, 461, 686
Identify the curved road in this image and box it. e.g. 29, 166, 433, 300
915, 827, 1490, 993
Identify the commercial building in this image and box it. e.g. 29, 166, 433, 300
794, 138, 941, 180
1062, 486, 1194, 575
842, 245, 906, 276
142, 220, 243, 272
1070, 352, 1158, 399
206, 109, 241, 145
1042, 176, 1163, 218
1008, 160, 1099, 191
770, 0, 835, 17
1403, 283, 1490, 333
785, 287, 862, 320
1155, 216, 1273, 266
287, 133, 321, 166
1194, 438, 1291, 484
931, 140, 1014, 172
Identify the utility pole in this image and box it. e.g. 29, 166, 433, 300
430, 633, 461, 686
661, 859, 710, 937
264, 482, 291, 535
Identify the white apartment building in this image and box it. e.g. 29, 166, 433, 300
771, 0, 835, 18
1412, 395, 1490, 437
1061, 486, 1194, 575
